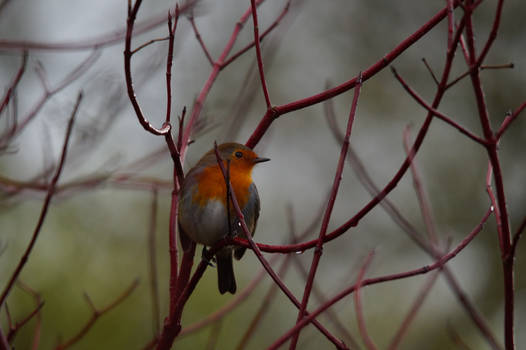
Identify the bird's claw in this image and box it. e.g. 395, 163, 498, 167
201, 246, 215, 267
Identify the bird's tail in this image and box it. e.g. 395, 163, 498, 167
216, 249, 236, 294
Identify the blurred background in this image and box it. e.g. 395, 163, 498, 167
0, 0, 525, 349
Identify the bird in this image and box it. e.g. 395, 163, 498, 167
178, 142, 269, 294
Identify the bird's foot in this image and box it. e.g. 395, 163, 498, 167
201, 246, 215, 267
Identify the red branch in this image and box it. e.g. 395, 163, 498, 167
246, 0, 461, 148
268, 207, 492, 349
124, 0, 171, 136
464, 2, 514, 348
291, 74, 362, 349
250, 0, 272, 109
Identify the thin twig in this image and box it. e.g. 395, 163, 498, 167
391, 66, 487, 145
403, 126, 438, 244
421, 58, 439, 86
387, 270, 441, 349
496, 100, 526, 139
446, 62, 514, 89
250, 0, 272, 109
508, 215, 526, 263
131, 36, 169, 55
188, 14, 214, 66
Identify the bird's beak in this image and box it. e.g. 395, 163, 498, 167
254, 157, 270, 164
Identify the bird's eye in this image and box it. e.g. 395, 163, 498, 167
234, 151, 243, 158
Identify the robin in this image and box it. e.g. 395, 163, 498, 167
178, 142, 269, 294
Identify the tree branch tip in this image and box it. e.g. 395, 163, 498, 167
83, 292, 97, 312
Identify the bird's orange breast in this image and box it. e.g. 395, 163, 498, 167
192, 163, 253, 209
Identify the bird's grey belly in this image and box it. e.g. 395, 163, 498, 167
182, 199, 230, 246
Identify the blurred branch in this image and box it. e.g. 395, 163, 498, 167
447, 323, 475, 350
290, 253, 359, 348
354, 251, 377, 350
55, 279, 139, 350
403, 126, 438, 244
148, 189, 161, 336
391, 66, 487, 146
0, 51, 98, 147
204, 321, 222, 350
0, 328, 8, 350
387, 271, 441, 350
0, 92, 83, 308
235, 255, 293, 350
6, 286, 44, 346
221, 0, 290, 69
180, 255, 280, 337
0, 1, 199, 51
0, 51, 27, 116
12, 282, 43, 349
